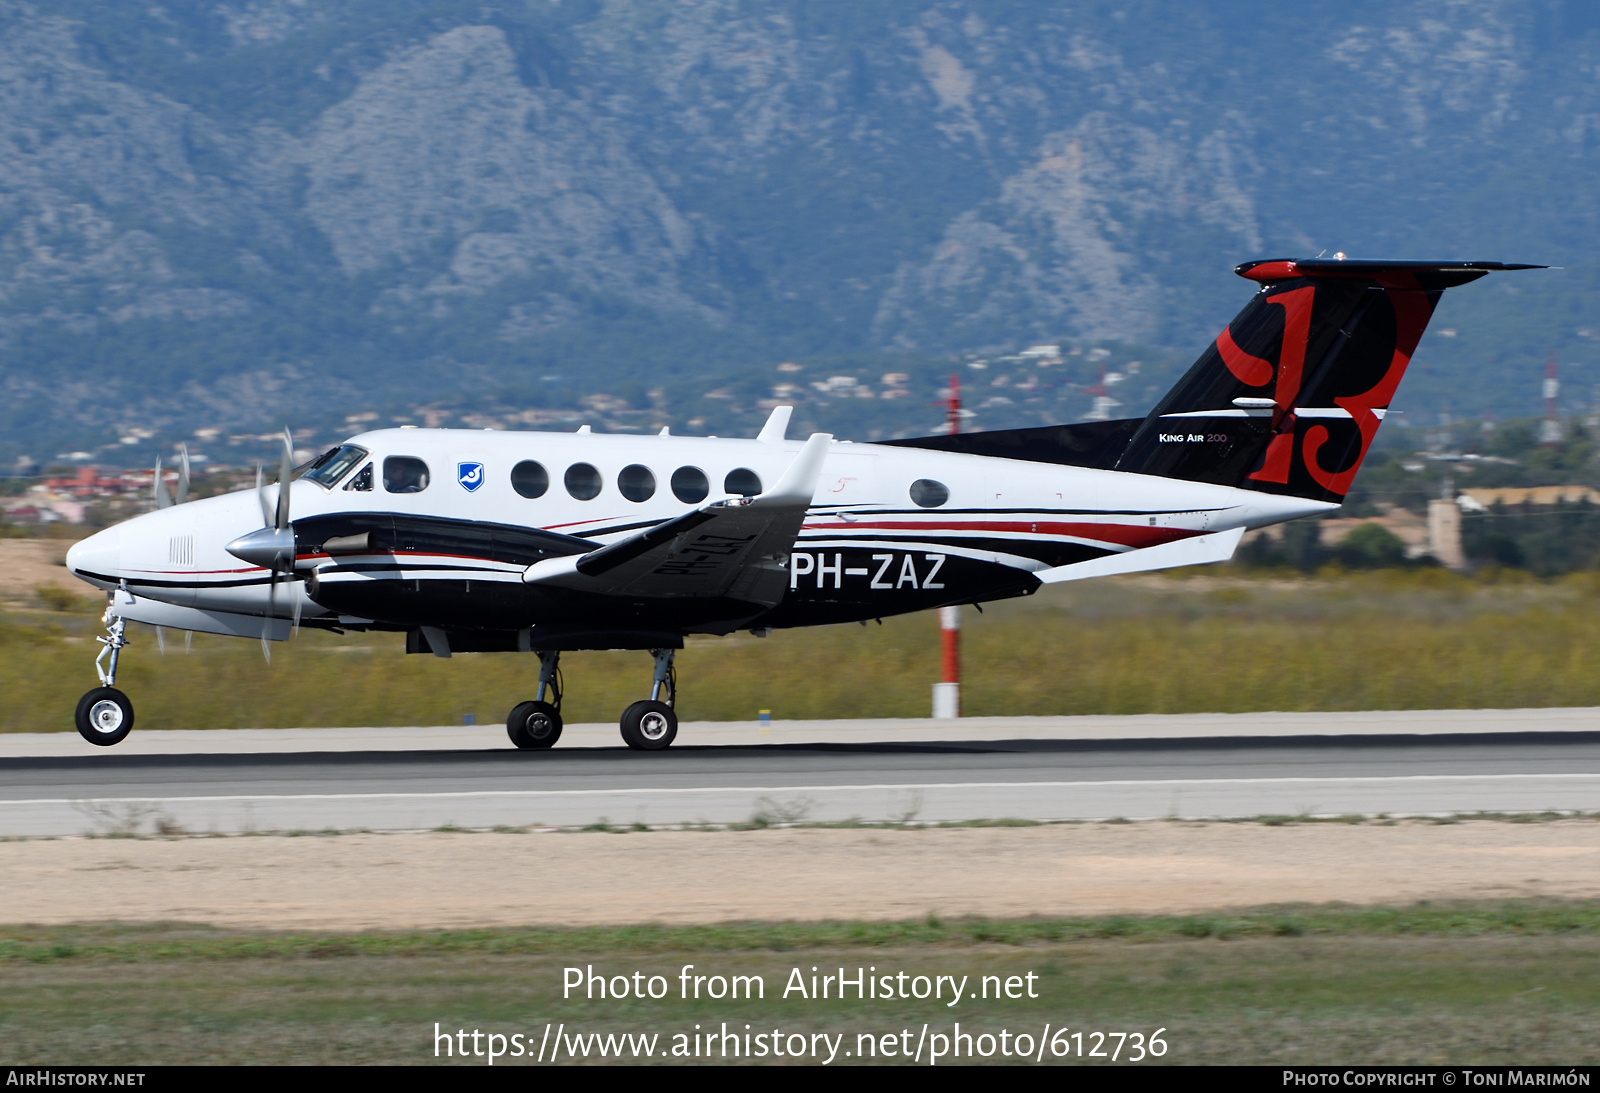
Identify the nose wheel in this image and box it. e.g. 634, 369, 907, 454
76, 599, 135, 746
75, 687, 134, 746
620, 648, 678, 750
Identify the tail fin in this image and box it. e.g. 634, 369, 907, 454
1112, 258, 1541, 502
880, 258, 1539, 500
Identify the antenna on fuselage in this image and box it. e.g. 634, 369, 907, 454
757, 405, 793, 444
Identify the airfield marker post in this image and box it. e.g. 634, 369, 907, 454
933, 605, 961, 719
930, 375, 964, 719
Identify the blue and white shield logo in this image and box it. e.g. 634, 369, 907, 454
457, 462, 485, 492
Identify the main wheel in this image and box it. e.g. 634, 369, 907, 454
507, 700, 563, 749
75, 687, 134, 747
620, 699, 677, 751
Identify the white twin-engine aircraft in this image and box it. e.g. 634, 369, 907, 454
65, 258, 1537, 749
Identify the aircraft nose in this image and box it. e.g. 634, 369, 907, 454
66, 526, 122, 586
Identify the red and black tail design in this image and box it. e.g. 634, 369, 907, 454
882, 258, 1539, 503
1112, 259, 1540, 502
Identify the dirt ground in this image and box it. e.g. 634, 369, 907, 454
0, 538, 76, 605
3, 820, 1597, 930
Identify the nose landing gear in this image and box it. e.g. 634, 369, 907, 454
75, 602, 134, 746
620, 648, 677, 751
507, 650, 563, 749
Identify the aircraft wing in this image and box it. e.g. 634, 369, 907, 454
521, 432, 833, 606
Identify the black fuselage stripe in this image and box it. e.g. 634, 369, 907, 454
79, 569, 275, 590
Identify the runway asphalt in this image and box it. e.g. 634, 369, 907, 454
2, 709, 1599, 834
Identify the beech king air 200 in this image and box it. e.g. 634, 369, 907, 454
64, 258, 1538, 749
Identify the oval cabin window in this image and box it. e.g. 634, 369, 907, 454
724, 468, 762, 497
671, 466, 709, 504
382, 456, 430, 494
909, 479, 949, 508
618, 464, 656, 503
565, 462, 602, 500
511, 460, 549, 499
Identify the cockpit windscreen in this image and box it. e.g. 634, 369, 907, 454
302, 445, 370, 488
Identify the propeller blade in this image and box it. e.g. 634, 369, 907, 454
176, 443, 191, 505
275, 428, 293, 532
262, 570, 277, 664
154, 457, 171, 509
155, 625, 166, 655
256, 464, 270, 526
291, 578, 303, 638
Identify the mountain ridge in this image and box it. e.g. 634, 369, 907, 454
0, 1, 1595, 462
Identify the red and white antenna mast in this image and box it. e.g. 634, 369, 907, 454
1541, 350, 1563, 447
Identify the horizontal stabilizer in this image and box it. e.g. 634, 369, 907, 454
1036, 527, 1244, 584
1235, 258, 1545, 287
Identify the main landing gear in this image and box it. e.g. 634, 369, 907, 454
620, 648, 677, 751
506, 650, 563, 749
75, 602, 134, 747
505, 647, 679, 752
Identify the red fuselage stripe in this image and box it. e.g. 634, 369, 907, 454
805, 521, 1200, 549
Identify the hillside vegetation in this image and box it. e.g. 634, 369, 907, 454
2, 2, 1599, 463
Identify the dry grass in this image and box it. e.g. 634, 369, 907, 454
7, 568, 1600, 731
4, 907, 1600, 1064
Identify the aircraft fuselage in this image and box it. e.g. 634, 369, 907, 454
67, 426, 1328, 645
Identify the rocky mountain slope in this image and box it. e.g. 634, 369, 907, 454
2, 1, 1598, 460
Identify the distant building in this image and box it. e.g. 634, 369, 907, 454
1428, 499, 1465, 570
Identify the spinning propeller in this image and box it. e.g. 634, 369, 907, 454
224, 429, 301, 661
152, 443, 191, 509
151, 444, 193, 656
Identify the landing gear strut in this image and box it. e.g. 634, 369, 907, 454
620, 648, 677, 751
76, 601, 134, 747
507, 650, 563, 749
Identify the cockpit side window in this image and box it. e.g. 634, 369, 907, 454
344, 464, 374, 492
303, 445, 369, 489
383, 456, 431, 494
